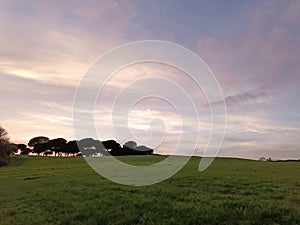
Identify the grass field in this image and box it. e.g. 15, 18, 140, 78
0, 155, 299, 225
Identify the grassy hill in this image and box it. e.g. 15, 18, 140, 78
0, 155, 299, 225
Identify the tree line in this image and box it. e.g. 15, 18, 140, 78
0, 125, 153, 167
17, 136, 153, 157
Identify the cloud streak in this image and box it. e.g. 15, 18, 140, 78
197, 0, 300, 93
0, 0, 299, 159
203, 90, 272, 108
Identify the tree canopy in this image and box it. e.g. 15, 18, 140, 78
28, 136, 49, 147
0, 126, 9, 142
0, 126, 154, 166
21, 136, 154, 157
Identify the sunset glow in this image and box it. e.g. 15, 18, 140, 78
1, 0, 299, 160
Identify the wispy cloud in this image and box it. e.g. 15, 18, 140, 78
203, 90, 272, 108
0, 0, 137, 86
0, 0, 299, 159
197, 1, 300, 94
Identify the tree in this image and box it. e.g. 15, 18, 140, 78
122, 141, 153, 155
48, 138, 67, 156
20, 147, 32, 155
33, 143, 48, 156
102, 140, 123, 156
28, 136, 49, 147
93, 140, 109, 156
0, 126, 15, 166
64, 140, 80, 156
135, 145, 153, 155
78, 138, 107, 157
0, 142, 14, 166
10, 143, 18, 154
0, 126, 9, 142
124, 141, 137, 150
17, 143, 30, 155
17, 144, 27, 151
28, 136, 50, 156
78, 138, 95, 156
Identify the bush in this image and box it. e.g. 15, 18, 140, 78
0, 141, 13, 166
0, 126, 15, 167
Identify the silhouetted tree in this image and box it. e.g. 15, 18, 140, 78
78, 138, 95, 156
28, 136, 50, 156
0, 126, 15, 166
28, 136, 49, 147
123, 141, 138, 155
21, 147, 32, 155
78, 138, 107, 157
135, 145, 153, 155
9, 143, 18, 154
17, 143, 30, 154
64, 140, 80, 156
93, 140, 109, 156
17, 144, 27, 151
33, 143, 49, 156
0, 142, 16, 166
0, 126, 9, 142
48, 138, 67, 156
124, 141, 137, 149
102, 140, 123, 156
122, 140, 153, 155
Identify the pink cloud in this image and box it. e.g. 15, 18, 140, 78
74, 0, 136, 35
197, 0, 300, 93
0, 0, 138, 86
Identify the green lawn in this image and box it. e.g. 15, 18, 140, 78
0, 155, 299, 225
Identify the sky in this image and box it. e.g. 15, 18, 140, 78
0, 0, 299, 159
